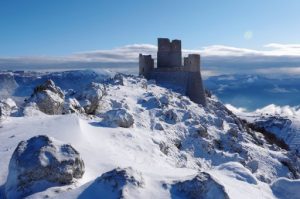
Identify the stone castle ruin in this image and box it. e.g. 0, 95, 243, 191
139, 38, 207, 106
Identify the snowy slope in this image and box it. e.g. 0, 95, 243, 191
1, 71, 300, 199
227, 104, 300, 152
0, 70, 112, 106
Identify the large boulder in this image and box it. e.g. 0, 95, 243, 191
171, 172, 229, 199
104, 108, 134, 128
5, 135, 85, 199
27, 79, 65, 115
76, 82, 106, 114
78, 167, 144, 199
0, 98, 17, 119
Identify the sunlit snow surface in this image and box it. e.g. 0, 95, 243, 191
0, 70, 299, 199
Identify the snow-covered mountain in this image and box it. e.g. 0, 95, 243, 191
228, 104, 300, 154
0, 70, 300, 199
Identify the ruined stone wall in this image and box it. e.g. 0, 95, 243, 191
148, 71, 189, 93
148, 70, 207, 106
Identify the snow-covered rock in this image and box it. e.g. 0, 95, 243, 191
271, 177, 300, 199
0, 98, 17, 119
171, 172, 229, 199
1, 72, 300, 199
103, 108, 134, 128
217, 162, 258, 185
227, 104, 300, 153
0, 72, 18, 98
163, 109, 179, 124
26, 79, 65, 115
63, 98, 85, 114
5, 135, 85, 199
76, 82, 106, 114
78, 167, 144, 199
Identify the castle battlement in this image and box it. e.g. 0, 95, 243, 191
139, 38, 206, 106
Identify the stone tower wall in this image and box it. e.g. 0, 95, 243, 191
138, 38, 206, 107
139, 54, 154, 78
187, 72, 207, 106
184, 54, 200, 72
148, 70, 207, 107
157, 38, 182, 68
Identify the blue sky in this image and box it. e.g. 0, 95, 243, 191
1, 0, 300, 56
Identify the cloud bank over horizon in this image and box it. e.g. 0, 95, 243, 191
2, 43, 300, 77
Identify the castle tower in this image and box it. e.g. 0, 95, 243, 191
157, 38, 182, 68
184, 54, 207, 106
184, 54, 200, 72
138, 38, 206, 107
139, 54, 154, 78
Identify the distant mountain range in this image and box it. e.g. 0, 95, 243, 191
205, 74, 300, 110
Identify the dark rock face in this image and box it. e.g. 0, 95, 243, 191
5, 135, 84, 199
171, 172, 229, 199
27, 79, 65, 115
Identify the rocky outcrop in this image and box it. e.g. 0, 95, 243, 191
79, 167, 144, 199
27, 79, 65, 115
0, 72, 18, 97
171, 172, 229, 199
76, 82, 106, 114
5, 135, 84, 199
104, 108, 134, 128
0, 98, 17, 119
63, 98, 85, 114
98, 167, 143, 189
163, 109, 178, 124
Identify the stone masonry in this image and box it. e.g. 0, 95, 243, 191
139, 38, 206, 106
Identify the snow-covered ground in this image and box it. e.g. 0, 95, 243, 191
227, 104, 300, 152
1, 70, 300, 199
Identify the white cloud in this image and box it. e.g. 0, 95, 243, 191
71, 42, 300, 60
225, 104, 247, 113
226, 103, 300, 118
2, 43, 300, 76
255, 67, 300, 76
74, 44, 157, 62
267, 85, 299, 93
2, 43, 300, 63
255, 104, 300, 117
196, 45, 260, 56
262, 43, 300, 56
